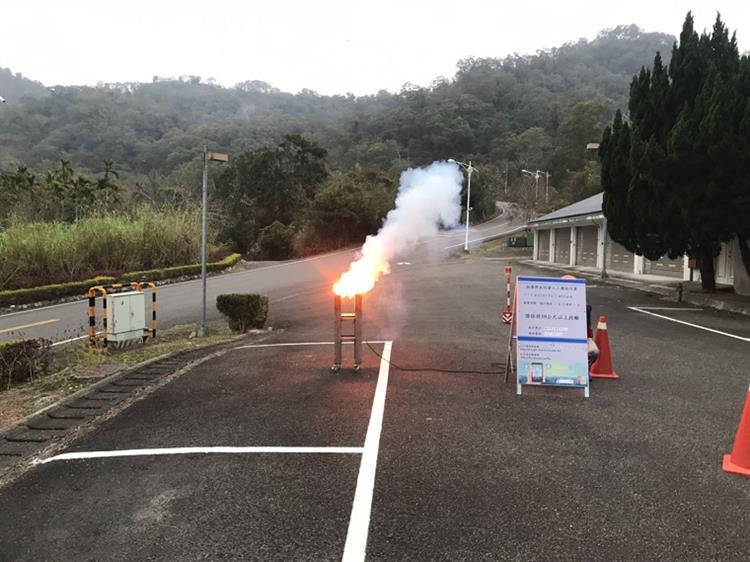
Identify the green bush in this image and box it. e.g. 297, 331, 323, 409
216, 294, 268, 333
0, 254, 241, 308
0, 339, 50, 390
256, 221, 296, 259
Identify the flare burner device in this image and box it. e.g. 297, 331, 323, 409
331, 293, 363, 372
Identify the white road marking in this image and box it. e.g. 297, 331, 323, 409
51, 335, 87, 347
629, 307, 750, 342
443, 226, 526, 249
40, 446, 364, 464
635, 307, 703, 311
0, 318, 60, 334
234, 341, 387, 350
342, 340, 392, 562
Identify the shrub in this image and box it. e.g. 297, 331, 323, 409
0, 339, 50, 390
0, 254, 241, 308
256, 221, 296, 260
216, 294, 268, 333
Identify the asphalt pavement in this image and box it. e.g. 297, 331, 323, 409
0, 212, 524, 345
1, 245, 749, 560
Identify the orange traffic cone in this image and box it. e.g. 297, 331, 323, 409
723, 385, 750, 477
589, 316, 619, 379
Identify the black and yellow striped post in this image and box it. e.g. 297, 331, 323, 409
89, 281, 157, 347
131, 281, 158, 340
87, 285, 108, 348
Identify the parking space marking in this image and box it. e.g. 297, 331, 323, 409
635, 307, 703, 311
40, 446, 364, 464
342, 340, 393, 562
629, 306, 750, 342
234, 340, 387, 350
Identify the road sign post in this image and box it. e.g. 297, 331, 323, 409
502, 265, 513, 324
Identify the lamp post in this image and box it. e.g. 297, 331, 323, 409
521, 169, 539, 201
522, 169, 551, 203
197, 147, 229, 337
448, 158, 477, 252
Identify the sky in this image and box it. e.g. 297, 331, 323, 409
2, 0, 750, 96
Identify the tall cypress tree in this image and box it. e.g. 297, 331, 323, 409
600, 12, 750, 290
733, 57, 750, 277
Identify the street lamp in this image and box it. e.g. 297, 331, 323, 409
448, 158, 477, 252
198, 146, 229, 337
521, 169, 551, 203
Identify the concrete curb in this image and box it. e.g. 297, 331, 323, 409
519, 260, 750, 317
0, 332, 271, 486
1, 332, 251, 436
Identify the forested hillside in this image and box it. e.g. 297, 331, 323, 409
0, 67, 48, 103
0, 24, 675, 265
1, 26, 673, 180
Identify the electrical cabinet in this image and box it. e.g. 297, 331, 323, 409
107, 291, 145, 342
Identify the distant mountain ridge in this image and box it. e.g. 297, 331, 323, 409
0, 24, 676, 192
0, 67, 48, 102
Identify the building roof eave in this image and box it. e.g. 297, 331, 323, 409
529, 213, 604, 228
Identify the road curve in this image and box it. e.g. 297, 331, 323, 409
0, 212, 524, 344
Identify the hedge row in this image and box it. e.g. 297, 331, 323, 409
0, 253, 242, 308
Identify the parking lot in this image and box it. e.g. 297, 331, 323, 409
1, 259, 749, 561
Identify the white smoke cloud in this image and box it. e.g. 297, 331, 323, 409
372, 160, 464, 260
333, 161, 463, 297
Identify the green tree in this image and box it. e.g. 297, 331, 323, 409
298, 168, 395, 253
215, 135, 328, 255
600, 12, 748, 290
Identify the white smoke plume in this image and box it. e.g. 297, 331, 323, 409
333, 161, 463, 297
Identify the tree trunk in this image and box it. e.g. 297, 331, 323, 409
737, 230, 750, 280
698, 246, 717, 292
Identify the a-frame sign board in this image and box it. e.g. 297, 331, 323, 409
505, 276, 590, 398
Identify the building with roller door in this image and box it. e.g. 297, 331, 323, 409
527, 192, 747, 293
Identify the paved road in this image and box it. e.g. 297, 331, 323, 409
0, 249, 748, 560
0, 212, 524, 345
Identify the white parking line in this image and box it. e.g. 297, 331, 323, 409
234, 340, 387, 350
342, 340, 393, 562
629, 307, 750, 342
41, 446, 364, 464
635, 307, 703, 311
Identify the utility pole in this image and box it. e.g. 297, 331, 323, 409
522, 169, 550, 204
504, 162, 509, 194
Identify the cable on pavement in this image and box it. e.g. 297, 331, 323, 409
365, 341, 504, 375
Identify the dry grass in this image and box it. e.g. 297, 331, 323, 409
0, 207, 202, 289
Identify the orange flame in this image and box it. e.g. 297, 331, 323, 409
333, 240, 390, 298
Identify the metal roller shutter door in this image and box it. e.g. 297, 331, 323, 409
576, 226, 598, 266
538, 230, 550, 261
607, 240, 634, 272
554, 228, 571, 264
646, 256, 684, 278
